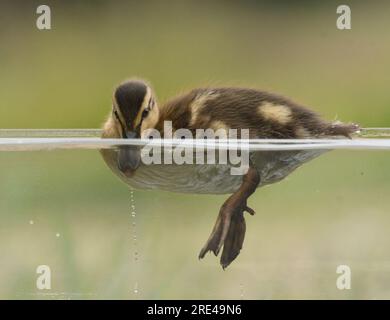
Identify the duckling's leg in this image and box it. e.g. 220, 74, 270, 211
199, 167, 260, 269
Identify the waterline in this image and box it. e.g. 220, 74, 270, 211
0, 128, 390, 151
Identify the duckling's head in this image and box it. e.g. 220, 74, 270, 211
112, 79, 158, 138
111, 79, 158, 175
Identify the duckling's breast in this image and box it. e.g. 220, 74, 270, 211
104, 149, 326, 194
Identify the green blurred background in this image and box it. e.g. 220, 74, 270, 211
0, 0, 390, 299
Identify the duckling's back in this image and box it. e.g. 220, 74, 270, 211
156, 87, 358, 139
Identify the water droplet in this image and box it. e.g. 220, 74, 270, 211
129, 190, 140, 296
29, 220, 34, 225
239, 283, 244, 299
56, 233, 60, 238
133, 282, 139, 294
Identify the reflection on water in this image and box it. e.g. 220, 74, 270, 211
102, 147, 326, 194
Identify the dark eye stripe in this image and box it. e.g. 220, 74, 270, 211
142, 109, 149, 118
140, 97, 153, 121
137, 96, 154, 128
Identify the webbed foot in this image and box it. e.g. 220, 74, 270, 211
198, 198, 255, 269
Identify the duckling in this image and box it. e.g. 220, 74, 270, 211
101, 79, 359, 269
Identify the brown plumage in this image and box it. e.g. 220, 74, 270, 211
153, 87, 358, 139
101, 79, 359, 269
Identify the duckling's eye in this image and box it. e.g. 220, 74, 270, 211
142, 109, 149, 119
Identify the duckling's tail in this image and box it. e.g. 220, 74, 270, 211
324, 121, 360, 139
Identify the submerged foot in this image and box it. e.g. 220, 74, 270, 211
198, 198, 255, 269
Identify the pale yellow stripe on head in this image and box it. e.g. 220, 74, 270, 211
258, 102, 292, 125
133, 86, 152, 129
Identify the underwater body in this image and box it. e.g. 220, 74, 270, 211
0, 131, 390, 298
102, 147, 326, 194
